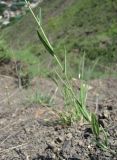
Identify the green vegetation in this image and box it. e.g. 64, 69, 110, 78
0, 3, 6, 14
25, 0, 109, 150
29, 90, 54, 107
0, 0, 117, 79
0, 40, 11, 62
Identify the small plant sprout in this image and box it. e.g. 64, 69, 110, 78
30, 90, 54, 107
25, 0, 108, 150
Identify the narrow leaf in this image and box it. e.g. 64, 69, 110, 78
37, 30, 54, 56
101, 125, 108, 146
91, 113, 100, 137
76, 99, 90, 121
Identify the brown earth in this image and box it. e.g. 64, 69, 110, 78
0, 63, 117, 160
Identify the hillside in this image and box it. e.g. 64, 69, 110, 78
0, 1, 117, 158
0, 0, 39, 27
0, 0, 117, 77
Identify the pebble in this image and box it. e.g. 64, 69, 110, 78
103, 110, 110, 118
47, 141, 56, 150
78, 140, 84, 146
56, 136, 64, 143
66, 133, 72, 140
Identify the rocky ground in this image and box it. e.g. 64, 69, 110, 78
0, 62, 117, 160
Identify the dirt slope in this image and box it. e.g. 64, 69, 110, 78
0, 71, 116, 159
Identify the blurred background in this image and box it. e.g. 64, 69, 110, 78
0, 0, 117, 80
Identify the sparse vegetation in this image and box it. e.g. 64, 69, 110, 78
0, 0, 116, 159
1, 0, 117, 79
0, 40, 11, 63
25, 0, 108, 150
29, 90, 54, 107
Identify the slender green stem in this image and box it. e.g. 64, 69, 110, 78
25, 0, 63, 71
25, 0, 53, 51
54, 55, 63, 71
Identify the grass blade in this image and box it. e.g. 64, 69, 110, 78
91, 113, 100, 138
37, 30, 54, 56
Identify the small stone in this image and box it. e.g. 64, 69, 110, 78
103, 110, 110, 118
113, 140, 117, 146
78, 140, 84, 146
53, 147, 60, 154
56, 136, 64, 143
88, 145, 91, 149
66, 133, 72, 140
47, 141, 56, 150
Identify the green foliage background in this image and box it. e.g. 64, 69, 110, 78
0, 0, 117, 78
